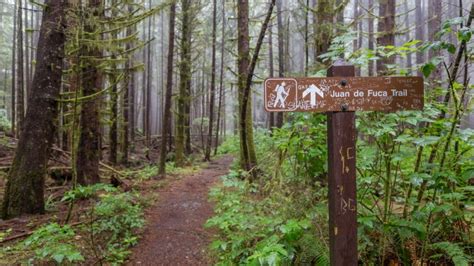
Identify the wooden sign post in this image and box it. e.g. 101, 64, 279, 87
326, 63, 357, 266
264, 62, 424, 266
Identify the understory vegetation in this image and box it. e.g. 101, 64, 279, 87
1, 184, 144, 264
207, 21, 474, 263
208, 107, 473, 265
0, 160, 204, 265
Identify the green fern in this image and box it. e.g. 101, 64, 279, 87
428, 242, 472, 266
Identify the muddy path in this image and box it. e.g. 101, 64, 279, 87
127, 155, 233, 266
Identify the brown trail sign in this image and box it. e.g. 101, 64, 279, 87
265, 76, 423, 112
264, 63, 424, 266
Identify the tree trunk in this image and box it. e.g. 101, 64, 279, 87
76, 0, 103, 185
368, 0, 375, 76
312, 0, 318, 63
145, 0, 153, 148
205, 0, 217, 161
109, 2, 119, 165
376, 0, 395, 75
415, 0, 424, 76
214, 0, 226, 155
267, 22, 275, 130
121, 3, 136, 165
304, 0, 309, 76
238, 0, 275, 173
237, 0, 251, 170
353, 0, 361, 76
158, 3, 176, 175
176, 0, 192, 166
25, 2, 31, 102
314, 0, 333, 61
428, 0, 442, 82
11, 0, 17, 135
335, 0, 344, 24
404, 0, 412, 74
16, 0, 24, 135
275, 0, 284, 128
2, 0, 66, 219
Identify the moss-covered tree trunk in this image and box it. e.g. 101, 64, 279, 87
121, 3, 136, 165
76, 0, 103, 185
314, 0, 334, 61
159, 3, 176, 175
237, 0, 251, 170
214, 0, 226, 155
109, 1, 119, 165
205, 0, 217, 161
238, 0, 275, 173
176, 0, 192, 166
2, 0, 67, 219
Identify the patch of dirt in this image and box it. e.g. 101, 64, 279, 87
127, 155, 233, 266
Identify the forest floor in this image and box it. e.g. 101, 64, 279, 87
0, 134, 233, 264
127, 155, 233, 265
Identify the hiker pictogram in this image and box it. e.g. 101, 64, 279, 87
264, 78, 297, 112
274, 82, 289, 108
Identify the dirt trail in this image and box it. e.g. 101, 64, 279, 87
127, 155, 233, 266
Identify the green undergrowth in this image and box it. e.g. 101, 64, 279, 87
0, 184, 145, 265
208, 109, 473, 265
206, 170, 329, 265
208, 20, 474, 265
0, 152, 208, 264
123, 159, 206, 182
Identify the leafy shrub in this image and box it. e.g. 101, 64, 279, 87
90, 191, 145, 264
12, 185, 145, 265
206, 171, 329, 265
62, 183, 117, 201
217, 135, 240, 155
23, 223, 84, 264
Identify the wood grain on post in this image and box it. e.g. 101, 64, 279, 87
327, 62, 358, 266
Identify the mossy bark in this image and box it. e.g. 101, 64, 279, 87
158, 3, 176, 175
237, 0, 250, 170
314, 0, 335, 61
76, 0, 104, 185
176, 0, 192, 167
2, 0, 67, 219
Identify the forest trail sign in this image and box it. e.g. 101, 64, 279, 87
264, 76, 424, 112
264, 63, 424, 266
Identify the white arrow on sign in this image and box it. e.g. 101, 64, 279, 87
302, 84, 324, 107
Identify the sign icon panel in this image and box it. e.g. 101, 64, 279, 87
264, 78, 297, 112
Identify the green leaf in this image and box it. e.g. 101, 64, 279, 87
52, 254, 65, 263
457, 27, 472, 42
422, 63, 436, 78
403, 39, 421, 47
461, 168, 474, 182
429, 242, 471, 266
413, 136, 440, 146
441, 42, 456, 54
442, 17, 465, 29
